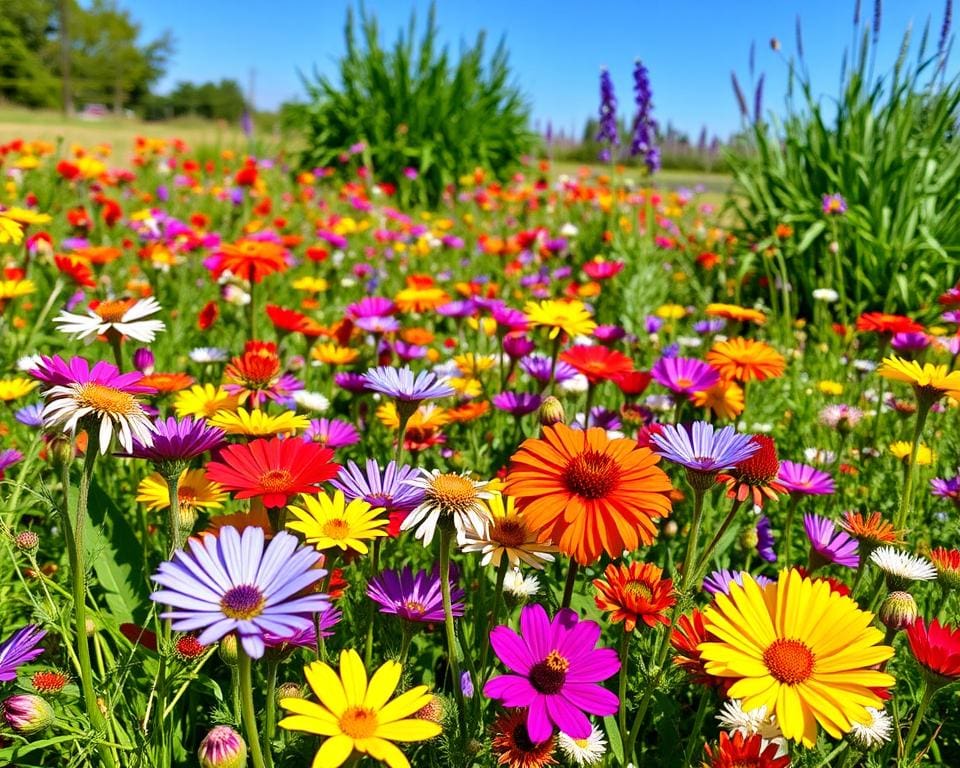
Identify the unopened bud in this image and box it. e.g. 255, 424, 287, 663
275, 683, 302, 705
740, 526, 759, 551
15, 530, 39, 553
662, 520, 679, 539
198, 725, 247, 768
31, 670, 69, 695
173, 635, 207, 662
49, 433, 74, 471
2, 694, 54, 734
538, 396, 565, 430
879, 591, 918, 631
218, 635, 239, 666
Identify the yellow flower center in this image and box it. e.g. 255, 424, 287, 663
259, 469, 292, 492
338, 706, 378, 739
763, 637, 815, 684
563, 450, 620, 500
428, 474, 478, 513
321, 518, 351, 540
624, 580, 653, 600
403, 599, 427, 615
94, 299, 133, 323
220, 584, 265, 620
491, 518, 528, 548
74, 382, 137, 415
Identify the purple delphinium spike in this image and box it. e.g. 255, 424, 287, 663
596, 68, 619, 162
629, 60, 660, 174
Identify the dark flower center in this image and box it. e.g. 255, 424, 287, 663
529, 650, 569, 694
220, 584, 266, 620
563, 450, 620, 499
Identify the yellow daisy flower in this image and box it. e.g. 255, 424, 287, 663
376, 403, 450, 432
818, 380, 844, 395
280, 650, 440, 768
1, 207, 52, 227
0, 279, 36, 301
699, 568, 894, 747
453, 353, 496, 376
209, 407, 310, 437
136, 469, 227, 514
447, 377, 482, 399
524, 299, 597, 339
878, 356, 960, 402
0, 377, 38, 402
655, 303, 687, 320
174, 384, 241, 419
889, 441, 934, 465
286, 490, 387, 555
311, 343, 360, 366
292, 276, 329, 293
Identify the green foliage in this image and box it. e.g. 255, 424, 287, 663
142, 79, 247, 122
727, 22, 960, 320
0, 16, 60, 108
288, 4, 534, 205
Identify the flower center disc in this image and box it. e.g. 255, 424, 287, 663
94, 299, 133, 322
624, 580, 653, 600
529, 649, 569, 694
492, 519, 528, 548
428, 474, 477, 512
339, 706, 378, 739
563, 450, 620, 499
763, 637, 815, 684
220, 584, 266, 620
322, 518, 350, 540
259, 469, 293, 492
403, 599, 427, 615
74, 382, 137, 414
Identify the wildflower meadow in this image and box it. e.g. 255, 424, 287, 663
1, 2, 960, 768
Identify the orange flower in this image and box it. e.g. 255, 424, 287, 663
394, 275, 450, 313
691, 379, 744, 420
839, 511, 901, 548
139, 372, 195, 393
856, 312, 923, 336
705, 303, 766, 326
214, 239, 288, 283
707, 338, 786, 382
506, 423, 673, 565
593, 561, 675, 632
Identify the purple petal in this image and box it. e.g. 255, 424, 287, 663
546, 693, 592, 738
525, 695, 553, 742
482, 674, 536, 708
490, 626, 533, 674
564, 648, 620, 683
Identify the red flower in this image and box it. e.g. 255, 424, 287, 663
717, 435, 787, 507
613, 370, 652, 397
559, 345, 634, 384
702, 731, 790, 768
907, 618, 960, 684
235, 161, 258, 187
266, 304, 310, 334
593, 561, 675, 631
197, 301, 219, 331
856, 312, 924, 336
54, 254, 96, 288
205, 436, 340, 508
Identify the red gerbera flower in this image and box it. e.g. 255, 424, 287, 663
266, 304, 310, 335
930, 547, 960, 591
205, 436, 340, 508
613, 369, 652, 397
855, 312, 924, 336
670, 609, 725, 689
907, 618, 960, 685
702, 731, 790, 768
54, 254, 96, 288
559, 345, 634, 385
717, 435, 786, 507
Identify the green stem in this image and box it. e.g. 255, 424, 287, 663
165, 472, 182, 555
363, 538, 382, 667
439, 527, 466, 731
895, 402, 931, 532
694, 497, 744, 580
679, 487, 706, 591
479, 557, 510, 684
782, 494, 800, 567
617, 629, 631, 738
561, 558, 580, 609
583, 382, 595, 429
813, 741, 849, 768
902, 680, 936, 760
238, 651, 268, 768
247, 275, 257, 341
682, 689, 711, 767
263, 659, 279, 768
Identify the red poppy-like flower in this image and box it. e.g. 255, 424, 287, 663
906, 618, 960, 685
54, 254, 96, 288
717, 435, 786, 507
205, 436, 340, 508
559, 345, 634, 384
702, 731, 790, 768
613, 370, 652, 397
197, 301, 219, 331
856, 312, 924, 336
266, 304, 311, 335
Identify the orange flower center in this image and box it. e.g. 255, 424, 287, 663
763, 638, 815, 684
321, 518, 350, 540
529, 649, 569, 694
563, 450, 620, 499
428, 474, 478, 513
220, 584, 265, 620
403, 599, 427, 615
491, 518, 528, 548
624, 580, 653, 600
259, 469, 293, 492
74, 382, 137, 415
94, 299, 133, 322
178, 487, 199, 504
338, 706, 378, 739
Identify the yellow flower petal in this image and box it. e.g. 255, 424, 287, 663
339, 649, 368, 705
304, 661, 348, 716
363, 660, 402, 711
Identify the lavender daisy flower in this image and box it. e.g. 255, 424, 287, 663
346, 296, 395, 319
756, 515, 776, 562
361, 366, 454, 405
572, 407, 622, 431
822, 193, 847, 216
651, 356, 719, 397
302, 418, 360, 449
651, 421, 758, 473
703, 569, 774, 596
778, 461, 835, 496
0, 625, 45, 681
931, 475, 960, 507
693, 319, 726, 334
492, 392, 542, 417
150, 525, 329, 659
334, 372, 369, 393
331, 459, 425, 518
394, 340, 428, 361
121, 416, 224, 474
262, 608, 342, 648
437, 300, 476, 319
366, 566, 463, 623
804, 513, 859, 569
521, 355, 577, 385
490, 303, 529, 332
0, 448, 23, 478
14, 403, 43, 428
354, 315, 401, 334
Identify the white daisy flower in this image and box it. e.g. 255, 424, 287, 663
53, 296, 166, 343
716, 700, 788, 758
400, 469, 492, 546
560, 222, 579, 237
458, 492, 557, 570
189, 347, 229, 364
292, 390, 330, 414
503, 568, 539, 599
870, 546, 937, 587
812, 288, 840, 303
559, 373, 589, 394
557, 724, 607, 765
847, 706, 892, 750
803, 447, 836, 465
17, 354, 43, 372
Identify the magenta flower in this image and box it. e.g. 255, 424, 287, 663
492, 391, 542, 417
0, 625, 45, 681
651, 356, 719, 397
804, 513, 859, 569
778, 461, 835, 495
366, 566, 463, 623
302, 418, 360, 449
483, 604, 619, 741
121, 416, 224, 473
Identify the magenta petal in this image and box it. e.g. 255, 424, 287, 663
482, 674, 536, 708
490, 626, 533, 674
564, 648, 620, 683
555, 617, 601, 659
546, 693, 592, 738
525, 695, 553, 742
549, 608, 580, 650
520, 603, 551, 659
562, 682, 620, 716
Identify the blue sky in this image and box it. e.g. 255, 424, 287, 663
126, 0, 954, 140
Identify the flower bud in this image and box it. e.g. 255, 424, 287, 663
739, 526, 759, 551
31, 670, 69, 695
48, 433, 74, 471
2, 694, 54, 734
173, 635, 207, 662
879, 591, 918, 631
275, 683, 302, 705
198, 725, 247, 768
218, 634, 239, 666
661, 520, 679, 539
132, 347, 155, 375
14, 530, 39, 553
414, 694, 445, 724
538, 396, 565, 430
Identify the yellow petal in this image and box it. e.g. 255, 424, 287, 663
376, 685, 433, 724
358, 737, 411, 768
364, 661, 402, 711
304, 661, 348, 716
312, 735, 354, 768
339, 649, 368, 705
277, 713, 340, 737
375, 718, 443, 742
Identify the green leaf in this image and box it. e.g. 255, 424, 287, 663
796, 220, 826, 253
604, 714, 625, 765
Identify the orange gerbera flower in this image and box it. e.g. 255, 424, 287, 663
505, 423, 673, 565
559, 345, 634, 384
705, 303, 767, 326
707, 338, 786, 382
691, 378, 744, 420
593, 561, 675, 632
139, 372, 195, 393
394, 275, 450, 313
214, 238, 288, 283
855, 312, 923, 336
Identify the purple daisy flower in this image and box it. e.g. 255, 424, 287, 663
436, 300, 476, 318
521, 355, 577, 386
651, 356, 719, 396
346, 296, 395, 319
262, 608, 342, 648
483, 604, 620, 742
890, 332, 930, 354
331, 459, 425, 517
703, 569, 774, 596
593, 325, 626, 343
354, 315, 401, 334
756, 515, 776, 562
572, 407, 622, 431
334, 372, 369, 393
778, 461, 835, 496
393, 340, 428, 362
693, 319, 726, 334
150, 526, 329, 659
0, 625, 45, 681
822, 193, 847, 215
121, 416, 224, 472
361, 366, 454, 403
651, 421, 758, 473
931, 475, 960, 506
14, 403, 43, 428
492, 392, 542, 417
366, 566, 463, 623
503, 334, 536, 359
490, 303, 529, 332
804, 513, 859, 569
302, 418, 360, 449
0, 448, 23, 479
